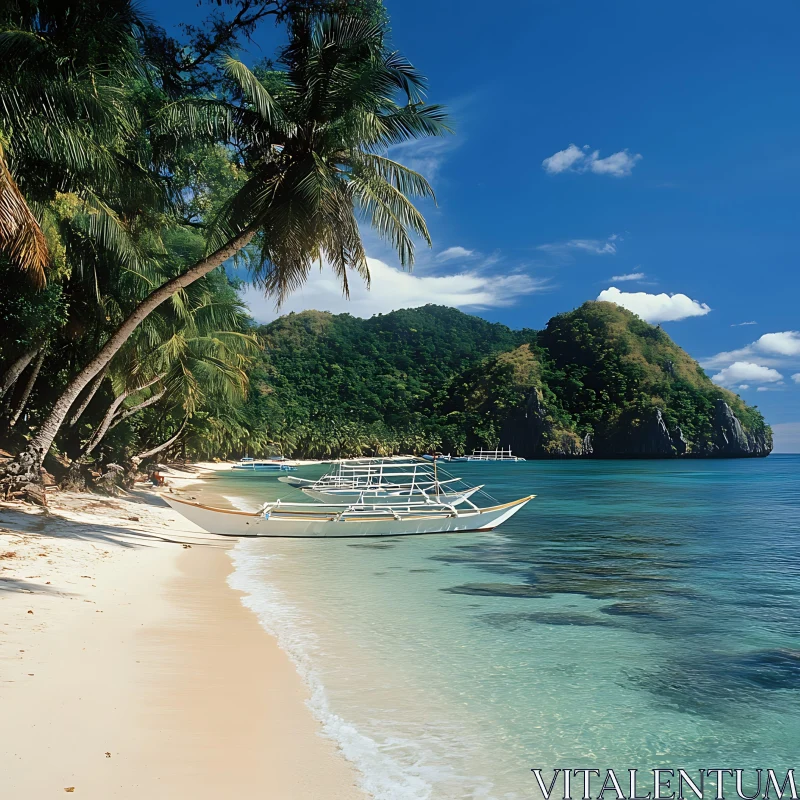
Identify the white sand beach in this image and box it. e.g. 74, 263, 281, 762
0, 477, 365, 799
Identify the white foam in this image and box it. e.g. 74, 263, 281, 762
227, 541, 434, 800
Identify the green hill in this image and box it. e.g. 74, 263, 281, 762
239, 302, 771, 458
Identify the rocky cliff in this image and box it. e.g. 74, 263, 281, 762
501, 396, 772, 459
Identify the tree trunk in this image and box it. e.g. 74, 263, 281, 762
82, 375, 165, 457
108, 389, 165, 430
137, 418, 188, 460
68, 365, 108, 427
81, 391, 129, 457
1, 228, 255, 485
0, 344, 40, 401
8, 347, 46, 427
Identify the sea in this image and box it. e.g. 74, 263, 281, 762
198, 456, 800, 799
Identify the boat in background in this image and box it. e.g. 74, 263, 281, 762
451, 448, 526, 463
232, 457, 297, 472
163, 494, 534, 538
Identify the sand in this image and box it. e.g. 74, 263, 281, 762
0, 484, 366, 799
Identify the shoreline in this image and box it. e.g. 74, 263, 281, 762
0, 487, 366, 799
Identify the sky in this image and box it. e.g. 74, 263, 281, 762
152, 0, 800, 451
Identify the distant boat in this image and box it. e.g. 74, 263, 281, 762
163, 494, 534, 538
232, 457, 297, 471
451, 448, 525, 463
279, 457, 468, 502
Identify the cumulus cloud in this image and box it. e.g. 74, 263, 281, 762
757, 331, 800, 356
738, 384, 750, 390
610, 272, 645, 282
702, 330, 800, 369
596, 286, 711, 323
542, 144, 642, 177
436, 246, 475, 262
542, 144, 585, 174
538, 236, 618, 257
241, 257, 548, 322
711, 362, 784, 387
793, 373, 800, 384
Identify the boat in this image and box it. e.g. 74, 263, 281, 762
299, 484, 483, 505
232, 457, 297, 472
278, 457, 469, 501
162, 494, 534, 538
451, 447, 526, 463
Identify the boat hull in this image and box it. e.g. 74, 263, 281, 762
162, 495, 532, 538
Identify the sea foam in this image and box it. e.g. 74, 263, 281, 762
227, 540, 435, 800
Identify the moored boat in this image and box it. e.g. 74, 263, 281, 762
232, 457, 297, 471
163, 494, 534, 538
300, 484, 483, 505
451, 447, 525, 462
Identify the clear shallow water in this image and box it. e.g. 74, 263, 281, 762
209, 457, 800, 799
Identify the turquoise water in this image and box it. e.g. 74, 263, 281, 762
210, 457, 800, 799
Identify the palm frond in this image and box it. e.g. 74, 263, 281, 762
0, 144, 47, 287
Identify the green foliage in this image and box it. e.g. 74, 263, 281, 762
229, 301, 771, 459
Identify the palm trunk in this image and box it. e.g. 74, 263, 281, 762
2, 228, 255, 485
0, 344, 40, 401
108, 389, 165, 431
68, 365, 108, 427
8, 347, 46, 427
82, 376, 165, 458
81, 392, 129, 458
137, 417, 188, 460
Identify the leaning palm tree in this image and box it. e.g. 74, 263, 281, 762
4, 11, 450, 483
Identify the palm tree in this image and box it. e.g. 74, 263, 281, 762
0, 0, 161, 284
80, 270, 259, 459
3, 11, 449, 483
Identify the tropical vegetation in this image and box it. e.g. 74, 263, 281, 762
0, 0, 449, 489
224, 302, 771, 459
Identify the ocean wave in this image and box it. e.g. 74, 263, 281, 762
227, 540, 435, 800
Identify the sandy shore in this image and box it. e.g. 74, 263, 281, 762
0, 486, 365, 799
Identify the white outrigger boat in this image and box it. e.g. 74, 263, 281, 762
232, 457, 296, 472
300, 484, 482, 505
163, 494, 534, 538
451, 447, 526, 463
278, 457, 478, 505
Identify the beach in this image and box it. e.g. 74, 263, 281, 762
0, 468, 365, 800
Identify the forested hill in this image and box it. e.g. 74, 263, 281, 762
240, 303, 772, 459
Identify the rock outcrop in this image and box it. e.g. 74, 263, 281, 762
500, 394, 772, 459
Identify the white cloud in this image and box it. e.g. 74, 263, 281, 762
542, 144, 642, 177
756, 331, 800, 356
542, 144, 586, 174
586, 149, 642, 177
538, 236, 618, 256
703, 330, 800, 369
436, 246, 475, 262
610, 272, 645, 282
738, 384, 750, 390
242, 257, 548, 322
731, 321, 757, 326
597, 286, 711, 323
711, 362, 784, 387
792, 373, 800, 384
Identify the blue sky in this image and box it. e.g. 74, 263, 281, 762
153, 0, 800, 450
